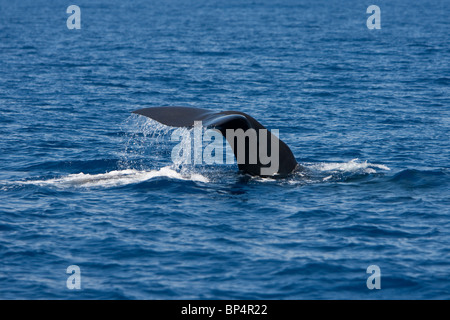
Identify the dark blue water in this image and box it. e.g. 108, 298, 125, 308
1, 0, 449, 299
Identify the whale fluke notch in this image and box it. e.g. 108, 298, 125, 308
132, 106, 299, 177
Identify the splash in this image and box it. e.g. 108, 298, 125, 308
117, 115, 175, 170
4, 115, 390, 190
13, 166, 209, 188
306, 159, 390, 174
302, 158, 390, 183
2, 116, 210, 190
248, 159, 390, 184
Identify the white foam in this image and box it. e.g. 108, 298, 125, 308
279, 159, 390, 185
15, 166, 209, 188
306, 158, 390, 174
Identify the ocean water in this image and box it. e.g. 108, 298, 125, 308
0, 0, 449, 299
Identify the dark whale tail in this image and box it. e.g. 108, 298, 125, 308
132, 106, 298, 177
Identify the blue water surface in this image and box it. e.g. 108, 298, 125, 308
0, 0, 449, 299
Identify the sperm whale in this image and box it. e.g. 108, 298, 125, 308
132, 107, 299, 177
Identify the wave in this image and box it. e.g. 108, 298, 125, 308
389, 168, 449, 188
281, 159, 391, 184
306, 158, 389, 175
10, 166, 209, 189
6, 159, 390, 189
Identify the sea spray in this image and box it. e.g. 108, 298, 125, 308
118, 115, 175, 170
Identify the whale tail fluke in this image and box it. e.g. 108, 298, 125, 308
132, 106, 298, 177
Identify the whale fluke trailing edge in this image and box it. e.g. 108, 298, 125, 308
132, 106, 299, 177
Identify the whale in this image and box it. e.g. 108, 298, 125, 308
132, 106, 299, 178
